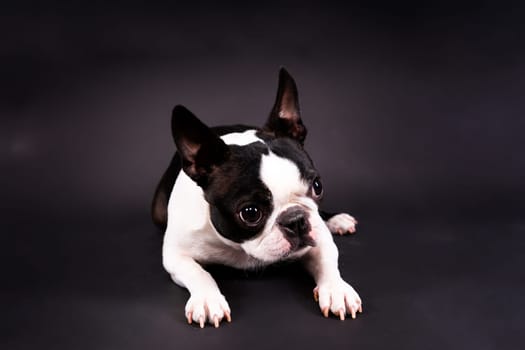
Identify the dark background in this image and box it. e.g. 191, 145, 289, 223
2, 1, 524, 349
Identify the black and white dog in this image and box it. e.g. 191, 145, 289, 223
152, 68, 362, 328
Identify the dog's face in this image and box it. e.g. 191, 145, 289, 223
172, 69, 325, 263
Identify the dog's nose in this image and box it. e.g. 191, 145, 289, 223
277, 206, 311, 238
279, 213, 308, 236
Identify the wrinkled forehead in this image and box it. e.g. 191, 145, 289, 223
260, 152, 310, 207
261, 138, 317, 207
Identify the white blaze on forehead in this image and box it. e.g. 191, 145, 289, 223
220, 129, 264, 146
260, 151, 309, 207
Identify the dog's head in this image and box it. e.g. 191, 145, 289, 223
172, 69, 326, 263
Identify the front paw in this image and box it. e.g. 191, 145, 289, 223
313, 279, 362, 320
185, 291, 231, 328
326, 213, 357, 235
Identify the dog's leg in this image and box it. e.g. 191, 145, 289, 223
320, 210, 358, 235
163, 249, 231, 328
303, 219, 362, 320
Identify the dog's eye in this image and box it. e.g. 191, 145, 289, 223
312, 177, 323, 198
239, 206, 263, 226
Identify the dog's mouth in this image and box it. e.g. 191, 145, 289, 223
245, 240, 313, 263
279, 235, 316, 260
287, 230, 317, 248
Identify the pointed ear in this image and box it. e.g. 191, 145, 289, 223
171, 105, 229, 187
263, 68, 307, 144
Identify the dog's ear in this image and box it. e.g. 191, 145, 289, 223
171, 105, 230, 187
263, 68, 307, 145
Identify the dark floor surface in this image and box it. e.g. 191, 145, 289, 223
3, 205, 524, 350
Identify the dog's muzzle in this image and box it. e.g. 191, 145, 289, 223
277, 206, 316, 248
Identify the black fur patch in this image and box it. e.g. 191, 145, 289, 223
206, 143, 273, 243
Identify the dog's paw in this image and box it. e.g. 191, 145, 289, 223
326, 213, 357, 235
313, 279, 362, 320
185, 291, 231, 328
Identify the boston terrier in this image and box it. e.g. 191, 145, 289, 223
152, 68, 362, 328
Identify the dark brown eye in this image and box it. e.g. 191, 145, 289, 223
312, 177, 323, 198
239, 206, 263, 226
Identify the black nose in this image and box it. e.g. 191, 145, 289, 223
277, 207, 311, 239
279, 214, 308, 236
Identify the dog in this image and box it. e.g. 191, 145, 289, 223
152, 68, 362, 328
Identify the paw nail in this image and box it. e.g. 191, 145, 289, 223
225, 311, 232, 322
213, 316, 219, 328
322, 307, 329, 318
199, 317, 205, 328
339, 310, 345, 321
